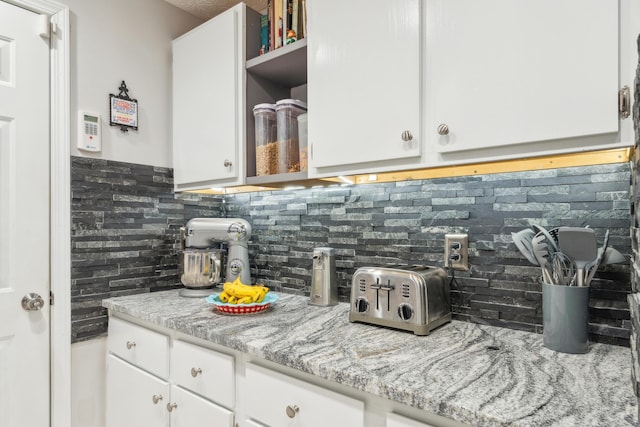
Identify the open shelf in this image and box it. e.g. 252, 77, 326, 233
246, 38, 307, 87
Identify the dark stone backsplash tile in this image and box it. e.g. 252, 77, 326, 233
71, 156, 632, 348
628, 34, 640, 399
70, 156, 224, 342
227, 163, 631, 347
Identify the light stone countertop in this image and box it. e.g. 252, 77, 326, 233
103, 290, 638, 427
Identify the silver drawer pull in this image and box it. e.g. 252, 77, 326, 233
286, 405, 299, 418
437, 123, 449, 136
401, 130, 413, 142
126, 341, 136, 350
167, 403, 178, 412
224, 159, 232, 167
191, 367, 202, 377
152, 395, 163, 404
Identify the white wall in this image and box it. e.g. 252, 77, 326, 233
67, 0, 202, 167
64, 1, 202, 426
71, 338, 107, 427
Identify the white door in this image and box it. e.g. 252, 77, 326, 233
0, 2, 51, 427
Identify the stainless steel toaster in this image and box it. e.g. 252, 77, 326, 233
348, 265, 451, 335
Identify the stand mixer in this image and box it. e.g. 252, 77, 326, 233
178, 218, 252, 297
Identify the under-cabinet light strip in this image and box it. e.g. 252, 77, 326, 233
191, 147, 633, 195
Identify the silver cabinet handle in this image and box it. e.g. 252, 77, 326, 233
191, 367, 202, 377
437, 124, 449, 135
167, 403, 178, 412
401, 130, 413, 142
21, 293, 45, 311
152, 395, 163, 404
126, 341, 136, 349
224, 159, 232, 167
286, 405, 299, 418
619, 85, 630, 118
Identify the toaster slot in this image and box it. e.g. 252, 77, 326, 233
370, 277, 395, 312
370, 278, 381, 310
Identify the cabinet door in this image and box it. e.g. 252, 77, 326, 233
308, 0, 421, 171
106, 355, 170, 427
173, 5, 245, 189
244, 363, 364, 427
169, 385, 235, 427
426, 0, 618, 154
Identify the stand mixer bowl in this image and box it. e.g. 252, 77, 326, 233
178, 248, 225, 288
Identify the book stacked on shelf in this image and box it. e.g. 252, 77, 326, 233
259, 0, 306, 55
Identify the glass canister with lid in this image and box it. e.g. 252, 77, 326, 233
297, 112, 308, 172
253, 103, 278, 176
275, 99, 307, 174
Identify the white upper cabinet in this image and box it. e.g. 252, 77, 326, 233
172, 4, 248, 190
307, 0, 422, 176
170, 1, 636, 189
425, 0, 622, 158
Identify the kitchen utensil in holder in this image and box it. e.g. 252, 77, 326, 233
542, 283, 589, 354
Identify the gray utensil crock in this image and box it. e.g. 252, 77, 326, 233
542, 283, 589, 354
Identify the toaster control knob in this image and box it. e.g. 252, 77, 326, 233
398, 303, 413, 321
355, 297, 369, 313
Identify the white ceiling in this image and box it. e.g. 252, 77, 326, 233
165, 0, 267, 20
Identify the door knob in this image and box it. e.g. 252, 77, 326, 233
22, 293, 45, 311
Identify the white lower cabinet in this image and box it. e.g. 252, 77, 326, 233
243, 363, 365, 427
106, 355, 170, 427
387, 412, 435, 427
108, 316, 169, 379
106, 319, 236, 427
169, 385, 234, 427
106, 316, 466, 427
171, 339, 235, 410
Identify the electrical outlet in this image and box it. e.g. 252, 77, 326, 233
444, 233, 469, 271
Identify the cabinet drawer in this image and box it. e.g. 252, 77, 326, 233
387, 412, 435, 427
169, 385, 234, 427
108, 317, 169, 378
245, 363, 364, 427
171, 339, 235, 409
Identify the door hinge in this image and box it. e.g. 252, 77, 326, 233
49, 291, 54, 306
619, 85, 630, 119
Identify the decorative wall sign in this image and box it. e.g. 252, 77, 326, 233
109, 81, 138, 132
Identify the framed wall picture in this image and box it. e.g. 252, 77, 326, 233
109, 81, 138, 132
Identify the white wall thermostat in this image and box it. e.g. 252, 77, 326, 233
78, 111, 102, 152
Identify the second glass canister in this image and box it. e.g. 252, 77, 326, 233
275, 99, 307, 174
